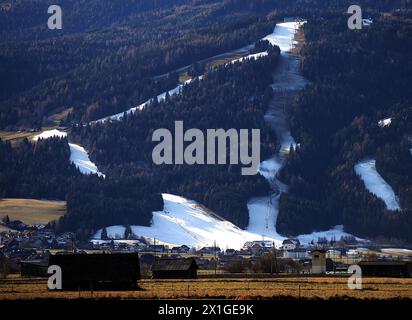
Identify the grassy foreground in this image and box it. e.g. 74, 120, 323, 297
0, 199, 66, 225
0, 276, 411, 300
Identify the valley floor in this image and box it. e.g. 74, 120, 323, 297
0, 275, 411, 300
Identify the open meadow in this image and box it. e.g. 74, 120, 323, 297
0, 199, 66, 225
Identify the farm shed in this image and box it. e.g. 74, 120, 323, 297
152, 258, 198, 279
359, 261, 412, 278
310, 249, 326, 274
49, 252, 140, 290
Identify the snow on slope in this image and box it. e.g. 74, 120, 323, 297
68, 143, 105, 177
246, 21, 302, 241
263, 21, 305, 52
33, 129, 105, 178
378, 118, 392, 127
246, 196, 285, 243
32, 129, 67, 141
94, 194, 283, 250
93, 79, 193, 124
230, 52, 268, 64
245, 21, 363, 243
297, 225, 363, 244
355, 159, 400, 211
94, 22, 305, 124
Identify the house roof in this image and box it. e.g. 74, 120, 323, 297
152, 258, 198, 272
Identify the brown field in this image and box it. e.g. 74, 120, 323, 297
179, 72, 192, 83
206, 54, 243, 70
50, 108, 73, 123
0, 127, 58, 145
0, 276, 411, 300
0, 198, 66, 225
0, 131, 37, 145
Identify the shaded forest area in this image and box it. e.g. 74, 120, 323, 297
0, 0, 285, 128
278, 11, 412, 243
2, 0, 405, 128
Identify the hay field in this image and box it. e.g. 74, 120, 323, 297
0, 199, 65, 225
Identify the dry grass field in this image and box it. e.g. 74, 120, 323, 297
0, 276, 411, 300
0, 127, 59, 145
0, 199, 66, 225
0, 131, 37, 145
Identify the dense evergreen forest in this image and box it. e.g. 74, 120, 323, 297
278, 11, 412, 243
0, 0, 287, 128
1, 0, 412, 242
2, 0, 407, 128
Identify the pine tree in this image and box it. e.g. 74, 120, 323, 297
101, 227, 109, 240
1, 215, 10, 225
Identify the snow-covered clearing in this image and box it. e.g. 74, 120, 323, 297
94, 194, 282, 250
32, 129, 67, 141
33, 129, 105, 178
68, 143, 105, 177
245, 21, 361, 243
297, 225, 363, 244
378, 118, 392, 127
262, 21, 305, 52
354, 159, 400, 211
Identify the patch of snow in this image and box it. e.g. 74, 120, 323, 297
355, 159, 401, 211
262, 21, 306, 52
68, 143, 105, 178
230, 51, 268, 64
246, 196, 285, 245
32, 129, 105, 178
362, 18, 373, 26
94, 194, 283, 250
93, 79, 193, 124
297, 225, 364, 244
32, 129, 67, 141
378, 118, 392, 127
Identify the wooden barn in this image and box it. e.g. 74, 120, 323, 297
49, 252, 140, 290
359, 261, 412, 278
151, 258, 198, 279
20, 260, 48, 277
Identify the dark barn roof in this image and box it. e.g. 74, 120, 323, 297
152, 258, 198, 272
151, 258, 198, 279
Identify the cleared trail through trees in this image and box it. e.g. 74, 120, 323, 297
246, 23, 308, 243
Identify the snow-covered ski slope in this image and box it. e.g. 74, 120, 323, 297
95, 194, 281, 249
32, 129, 105, 177
355, 159, 400, 211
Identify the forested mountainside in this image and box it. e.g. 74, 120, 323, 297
1, 0, 412, 242
1, 0, 408, 128
65, 47, 280, 233
0, 0, 284, 128
278, 12, 412, 242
